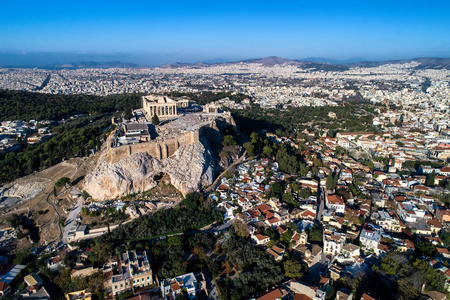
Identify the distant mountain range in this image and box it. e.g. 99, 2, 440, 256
160, 56, 450, 71
2, 54, 450, 70
343, 57, 450, 70
161, 56, 348, 71
51, 60, 140, 69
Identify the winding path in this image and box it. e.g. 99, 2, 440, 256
204, 151, 247, 193
45, 189, 63, 240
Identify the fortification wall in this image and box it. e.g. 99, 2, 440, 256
107, 130, 199, 164
106, 113, 235, 164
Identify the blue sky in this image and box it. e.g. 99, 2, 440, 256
1, 0, 450, 65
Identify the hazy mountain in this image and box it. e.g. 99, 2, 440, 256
160, 56, 349, 71
300, 57, 368, 64
52, 61, 140, 69
0, 52, 141, 68
160, 62, 210, 68
345, 57, 450, 69
240, 56, 294, 66
154, 56, 450, 72
1, 52, 449, 70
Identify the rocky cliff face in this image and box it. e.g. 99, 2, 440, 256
84, 139, 215, 200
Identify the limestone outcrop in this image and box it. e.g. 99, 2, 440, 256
84, 139, 215, 200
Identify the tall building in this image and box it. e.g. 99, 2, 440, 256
323, 229, 346, 256
111, 250, 153, 296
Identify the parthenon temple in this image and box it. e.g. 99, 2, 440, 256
142, 95, 178, 118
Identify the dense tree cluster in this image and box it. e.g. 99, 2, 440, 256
217, 232, 284, 299
232, 101, 377, 135
243, 132, 309, 175
325, 172, 338, 190
0, 89, 142, 121
54, 269, 106, 299
97, 193, 223, 245
378, 252, 446, 299
151, 237, 187, 280
0, 114, 111, 183
0, 91, 142, 183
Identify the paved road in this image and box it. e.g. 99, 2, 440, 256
316, 187, 325, 224
62, 196, 83, 244
177, 219, 233, 239
215, 219, 233, 232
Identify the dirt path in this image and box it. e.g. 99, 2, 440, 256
45, 190, 62, 240
204, 151, 247, 193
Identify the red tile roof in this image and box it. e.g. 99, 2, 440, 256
255, 288, 283, 300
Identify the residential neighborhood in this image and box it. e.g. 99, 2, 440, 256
0, 59, 450, 300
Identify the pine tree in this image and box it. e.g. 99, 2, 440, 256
326, 172, 336, 190
426, 170, 436, 187
152, 114, 160, 125
124, 106, 133, 120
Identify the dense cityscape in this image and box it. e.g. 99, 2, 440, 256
0, 55, 449, 300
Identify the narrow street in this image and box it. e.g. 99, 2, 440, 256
62, 196, 83, 244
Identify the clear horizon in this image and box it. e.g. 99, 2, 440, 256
1, 0, 450, 66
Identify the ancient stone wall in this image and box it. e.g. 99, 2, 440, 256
107, 130, 200, 164
106, 113, 236, 164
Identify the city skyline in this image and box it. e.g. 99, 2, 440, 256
1, 0, 450, 66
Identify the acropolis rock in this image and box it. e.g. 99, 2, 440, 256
84, 139, 215, 200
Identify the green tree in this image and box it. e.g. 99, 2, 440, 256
441, 232, 450, 246
270, 182, 285, 198
55, 177, 70, 188
426, 170, 436, 187
398, 278, 419, 299
89, 242, 113, 265
328, 129, 336, 138
307, 225, 323, 243
280, 230, 293, 244
416, 240, 436, 257
152, 114, 160, 125
13, 248, 33, 265
81, 190, 91, 199
300, 188, 311, 199
124, 106, 133, 120
284, 259, 306, 278
325, 173, 336, 190
243, 142, 255, 157
282, 192, 293, 203
289, 182, 300, 193
262, 145, 273, 158
222, 135, 236, 146
168, 236, 183, 247
363, 160, 375, 171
